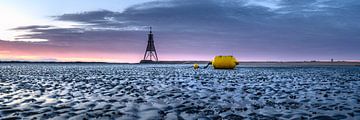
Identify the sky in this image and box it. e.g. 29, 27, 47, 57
0, 0, 359, 63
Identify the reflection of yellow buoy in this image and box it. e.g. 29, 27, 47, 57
193, 64, 199, 69
211, 56, 238, 69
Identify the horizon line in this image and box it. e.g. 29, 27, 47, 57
1, 60, 360, 64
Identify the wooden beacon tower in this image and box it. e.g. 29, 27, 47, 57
140, 27, 158, 63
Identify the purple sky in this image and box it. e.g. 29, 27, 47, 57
0, 0, 359, 62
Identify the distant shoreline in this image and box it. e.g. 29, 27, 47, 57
0, 60, 359, 66
237, 61, 360, 67
0, 61, 126, 64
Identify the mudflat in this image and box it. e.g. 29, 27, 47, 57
0, 63, 359, 119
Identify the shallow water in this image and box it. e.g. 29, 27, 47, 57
0, 63, 360, 120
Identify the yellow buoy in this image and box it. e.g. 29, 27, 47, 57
193, 63, 199, 69
211, 56, 238, 69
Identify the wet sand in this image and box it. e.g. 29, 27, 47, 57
0, 63, 360, 119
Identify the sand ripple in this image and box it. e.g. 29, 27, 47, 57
0, 64, 360, 119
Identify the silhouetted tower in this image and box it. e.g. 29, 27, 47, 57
142, 27, 158, 61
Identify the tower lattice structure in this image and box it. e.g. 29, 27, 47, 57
142, 27, 158, 61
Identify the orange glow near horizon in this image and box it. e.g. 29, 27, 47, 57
2, 52, 360, 63
0, 47, 214, 63
1, 42, 359, 63
0, 42, 213, 63
0, 50, 137, 63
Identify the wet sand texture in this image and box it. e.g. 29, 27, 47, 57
0, 63, 360, 119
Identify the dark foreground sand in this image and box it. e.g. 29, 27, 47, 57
0, 63, 359, 120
